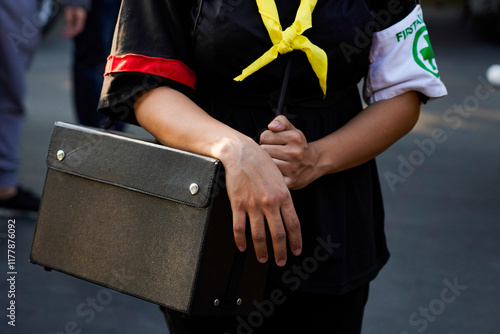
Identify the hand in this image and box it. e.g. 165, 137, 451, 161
62, 7, 87, 38
260, 115, 321, 190
134, 87, 303, 267
221, 138, 302, 267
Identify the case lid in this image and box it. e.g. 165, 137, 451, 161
47, 122, 221, 208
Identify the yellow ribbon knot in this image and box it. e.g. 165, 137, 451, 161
278, 27, 297, 53
234, 0, 328, 96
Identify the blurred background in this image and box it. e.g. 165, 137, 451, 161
1, 1, 499, 333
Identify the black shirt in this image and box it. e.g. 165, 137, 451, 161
99, 0, 417, 294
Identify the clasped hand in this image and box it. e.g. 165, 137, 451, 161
225, 115, 321, 268
227, 115, 320, 267
260, 115, 320, 190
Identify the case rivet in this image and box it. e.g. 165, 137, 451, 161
56, 150, 66, 161
236, 298, 242, 306
214, 299, 220, 307
189, 183, 200, 195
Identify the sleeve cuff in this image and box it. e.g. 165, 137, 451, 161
105, 54, 197, 91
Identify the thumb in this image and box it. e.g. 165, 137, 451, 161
268, 115, 295, 132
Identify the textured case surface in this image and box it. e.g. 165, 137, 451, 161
30, 122, 266, 315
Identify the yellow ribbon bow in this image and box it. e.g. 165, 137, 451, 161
234, 0, 328, 95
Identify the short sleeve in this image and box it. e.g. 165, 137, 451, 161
363, 4, 447, 104
98, 0, 196, 125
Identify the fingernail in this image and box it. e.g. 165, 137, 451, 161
259, 257, 268, 264
293, 248, 302, 256
270, 121, 280, 128
238, 246, 246, 252
277, 259, 287, 267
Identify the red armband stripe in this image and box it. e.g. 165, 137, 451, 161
104, 54, 196, 90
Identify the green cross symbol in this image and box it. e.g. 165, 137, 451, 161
413, 26, 440, 78
420, 34, 436, 71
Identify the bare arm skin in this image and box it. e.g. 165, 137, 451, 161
135, 87, 420, 266
134, 86, 302, 267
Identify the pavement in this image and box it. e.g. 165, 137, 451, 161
1, 4, 500, 334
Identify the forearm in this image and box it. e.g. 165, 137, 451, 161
134, 86, 254, 163
134, 86, 303, 266
313, 91, 421, 176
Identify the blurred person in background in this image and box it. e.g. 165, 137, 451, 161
0, 0, 90, 212
72, 0, 124, 130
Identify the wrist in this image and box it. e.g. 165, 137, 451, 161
310, 137, 342, 177
308, 141, 328, 179
210, 134, 256, 166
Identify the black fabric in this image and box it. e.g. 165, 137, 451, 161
99, 73, 194, 125
192, 0, 373, 97
98, 0, 417, 124
99, 0, 196, 124
97, 0, 419, 295
162, 282, 370, 334
197, 84, 389, 295
365, 0, 418, 30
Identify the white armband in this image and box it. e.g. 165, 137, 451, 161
364, 5, 447, 104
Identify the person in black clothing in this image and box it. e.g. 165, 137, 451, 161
71, 0, 124, 130
98, 0, 447, 332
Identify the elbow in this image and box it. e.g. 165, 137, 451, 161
399, 90, 422, 136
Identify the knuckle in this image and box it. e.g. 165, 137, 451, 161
231, 198, 246, 210
233, 223, 246, 234
261, 189, 290, 208
260, 195, 277, 208
287, 217, 301, 232
288, 131, 303, 144
278, 188, 292, 202
289, 148, 303, 161
252, 231, 267, 243
260, 130, 271, 142
272, 230, 287, 242
246, 198, 258, 210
